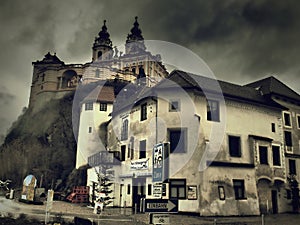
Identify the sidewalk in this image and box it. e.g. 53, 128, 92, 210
2, 197, 300, 225
132, 210, 300, 225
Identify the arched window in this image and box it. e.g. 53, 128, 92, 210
121, 119, 128, 141
98, 51, 102, 60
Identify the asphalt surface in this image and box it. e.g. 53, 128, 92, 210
1, 197, 300, 224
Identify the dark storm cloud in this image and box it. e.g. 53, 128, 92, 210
0, 0, 299, 137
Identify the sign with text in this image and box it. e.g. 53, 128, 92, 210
153, 184, 162, 198
145, 199, 178, 213
153, 143, 165, 182
130, 158, 149, 170
150, 214, 170, 224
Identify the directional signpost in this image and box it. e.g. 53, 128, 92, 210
145, 199, 178, 213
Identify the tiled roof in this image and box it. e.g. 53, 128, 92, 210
83, 85, 115, 103
158, 70, 286, 109
245, 76, 300, 102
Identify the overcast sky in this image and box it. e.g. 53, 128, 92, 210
0, 0, 300, 137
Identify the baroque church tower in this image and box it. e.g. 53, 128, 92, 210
29, 17, 168, 109
92, 20, 113, 61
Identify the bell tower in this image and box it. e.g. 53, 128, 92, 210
92, 20, 113, 61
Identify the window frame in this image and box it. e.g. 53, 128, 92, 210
140, 103, 147, 121
228, 135, 242, 157
284, 131, 293, 152
169, 99, 180, 112
218, 186, 225, 200
120, 145, 126, 162
259, 146, 268, 165
169, 179, 186, 199
121, 119, 129, 141
283, 111, 292, 128
233, 179, 246, 200
289, 159, 297, 175
139, 140, 147, 159
88, 126, 92, 133
296, 114, 300, 129
99, 102, 107, 111
272, 145, 281, 166
271, 123, 276, 133
85, 102, 93, 111
207, 99, 220, 122
168, 128, 187, 154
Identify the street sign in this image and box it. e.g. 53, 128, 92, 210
153, 143, 164, 182
150, 214, 170, 224
145, 199, 178, 213
153, 184, 162, 198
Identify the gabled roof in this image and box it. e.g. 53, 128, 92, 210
157, 70, 286, 110
245, 76, 300, 102
83, 85, 115, 103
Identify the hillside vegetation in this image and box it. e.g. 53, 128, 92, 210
0, 92, 79, 191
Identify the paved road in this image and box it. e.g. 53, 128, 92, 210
1, 197, 300, 225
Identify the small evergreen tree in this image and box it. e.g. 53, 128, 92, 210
94, 165, 114, 208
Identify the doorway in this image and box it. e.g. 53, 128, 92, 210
132, 177, 146, 213
271, 190, 278, 214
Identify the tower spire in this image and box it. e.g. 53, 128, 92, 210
127, 16, 144, 43
92, 19, 113, 61
125, 16, 146, 54
95, 20, 112, 47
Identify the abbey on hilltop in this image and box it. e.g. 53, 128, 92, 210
27, 17, 300, 216
29, 17, 168, 109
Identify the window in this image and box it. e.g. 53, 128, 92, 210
272, 146, 281, 166
207, 99, 220, 122
132, 67, 136, 74
259, 146, 268, 165
218, 186, 225, 200
297, 114, 300, 129
140, 103, 147, 121
169, 100, 180, 111
229, 135, 241, 157
121, 145, 126, 162
88, 127, 92, 133
97, 51, 103, 59
139, 140, 146, 159
148, 184, 152, 196
127, 184, 131, 195
169, 179, 186, 199
289, 159, 296, 175
85, 102, 93, 111
284, 131, 293, 147
121, 119, 128, 141
283, 112, 292, 127
168, 128, 187, 153
233, 179, 246, 200
271, 123, 276, 132
95, 69, 100, 78
129, 137, 134, 160
100, 103, 107, 111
